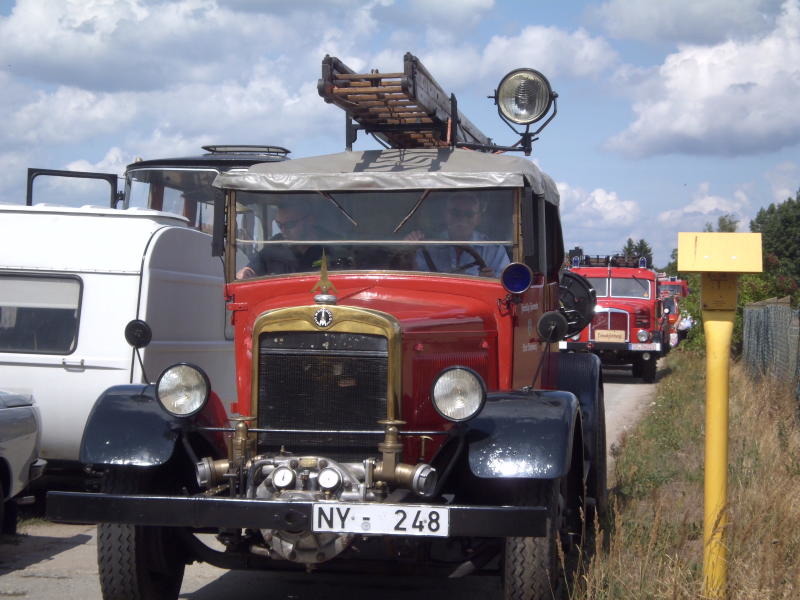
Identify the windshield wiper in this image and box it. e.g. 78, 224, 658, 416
318, 191, 358, 227
394, 189, 431, 233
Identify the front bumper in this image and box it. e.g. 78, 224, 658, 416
46, 491, 547, 538
558, 341, 661, 352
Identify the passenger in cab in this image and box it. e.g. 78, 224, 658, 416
406, 192, 510, 277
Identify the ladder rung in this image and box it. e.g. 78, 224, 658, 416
335, 72, 404, 80
332, 85, 403, 95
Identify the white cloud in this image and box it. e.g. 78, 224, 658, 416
479, 26, 618, 80
607, 0, 800, 157
657, 182, 749, 230
8, 87, 138, 145
590, 0, 784, 45
559, 183, 639, 226
765, 161, 799, 201
558, 182, 643, 256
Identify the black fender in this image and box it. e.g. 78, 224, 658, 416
551, 352, 603, 468
551, 351, 607, 514
80, 384, 228, 467
465, 390, 579, 479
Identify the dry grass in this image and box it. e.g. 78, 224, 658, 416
571, 350, 800, 599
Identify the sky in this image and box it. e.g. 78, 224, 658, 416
1, 0, 799, 267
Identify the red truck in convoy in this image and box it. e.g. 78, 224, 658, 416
47, 53, 604, 600
560, 255, 670, 382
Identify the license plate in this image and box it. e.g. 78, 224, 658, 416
312, 503, 450, 537
629, 342, 661, 351
594, 329, 625, 342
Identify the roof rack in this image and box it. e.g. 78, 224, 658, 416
202, 145, 291, 156
318, 52, 492, 151
573, 254, 648, 268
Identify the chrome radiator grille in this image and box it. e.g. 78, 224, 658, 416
590, 310, 629, 339
257, 331, 388, 458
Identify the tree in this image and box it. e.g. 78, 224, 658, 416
703, 213, 738, 232
620, 237, 654, 268
750, 190, 800, 287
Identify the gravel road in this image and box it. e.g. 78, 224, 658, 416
0, 364, 658, 599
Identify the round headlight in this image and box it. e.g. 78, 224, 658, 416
156, 363, 209, 417
496, 68, 554, 125
431, 367, 486, 422
637, 330, 650, 342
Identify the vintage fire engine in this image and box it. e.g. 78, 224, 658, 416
47, 53, 604, 600
560, 255, 670, 382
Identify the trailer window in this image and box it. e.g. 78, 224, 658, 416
0, 275, 81, 354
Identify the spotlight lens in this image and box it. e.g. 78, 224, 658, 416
497, 69, 553, 124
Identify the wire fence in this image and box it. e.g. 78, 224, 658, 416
742, 297, 800, 404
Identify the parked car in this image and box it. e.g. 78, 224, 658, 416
560, 254, 670, 382
47, 53, 604, 600
0, 390, 45, 533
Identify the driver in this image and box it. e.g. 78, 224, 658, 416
236, 203, 327, 279
407, 192, 510, 277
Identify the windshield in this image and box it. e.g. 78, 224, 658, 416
586, 277, 608, 296
126, 167, 222, 232
610, 277, 651, 299
231, 189, 515, 280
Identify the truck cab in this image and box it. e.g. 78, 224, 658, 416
47, 53, 604, 600
560, 255, 669, 382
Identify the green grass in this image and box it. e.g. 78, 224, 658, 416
572, 349, 800, 599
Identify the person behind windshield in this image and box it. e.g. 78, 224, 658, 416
406, 192, 510, 277
236, 203, 326, 279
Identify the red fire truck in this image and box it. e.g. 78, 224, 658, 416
48, 53, 603, 600
560, 255, 670, 382
657, 274, 690, 347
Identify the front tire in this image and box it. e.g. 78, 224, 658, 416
97, 468, 186, 600
503, 480, 562, 600
641, 356, 657, 383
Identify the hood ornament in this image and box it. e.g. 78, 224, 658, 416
311, 252, 338, 305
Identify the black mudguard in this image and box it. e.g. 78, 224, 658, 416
466, 390, 579, 479
552, 352, 603, 466
80, 385, 182, 466
80, 385, 228, 467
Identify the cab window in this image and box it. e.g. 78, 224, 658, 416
231, 189, 515, 280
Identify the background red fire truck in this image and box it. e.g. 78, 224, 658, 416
560, 255, 670, 382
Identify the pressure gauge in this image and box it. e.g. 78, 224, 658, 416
272, 466, 296, 490
318, 467, 342, 491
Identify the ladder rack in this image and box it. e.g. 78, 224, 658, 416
318, 52, 492, 151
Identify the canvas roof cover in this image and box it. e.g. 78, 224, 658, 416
213, 148, 559, 205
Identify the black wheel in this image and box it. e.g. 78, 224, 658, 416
641, 357, 657, 383
631, 357, 642, 378
503, 480, 564, 600
588, 388, 608, 526
97, 468, 186, 600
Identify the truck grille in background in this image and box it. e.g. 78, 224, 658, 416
590, 310, 629, 340
257, 331, 388, 460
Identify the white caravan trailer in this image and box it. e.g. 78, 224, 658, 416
0, 204, 234, 478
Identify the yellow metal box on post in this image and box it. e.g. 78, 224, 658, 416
677, 232, 762, 600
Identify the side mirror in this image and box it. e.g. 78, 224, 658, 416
536, 311, 568, 343
124, 319, 152, 349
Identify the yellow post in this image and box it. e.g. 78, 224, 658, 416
677, 233, 762, 600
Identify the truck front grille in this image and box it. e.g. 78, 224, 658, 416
257, 331, 388, 459
590, 310, 629, 340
